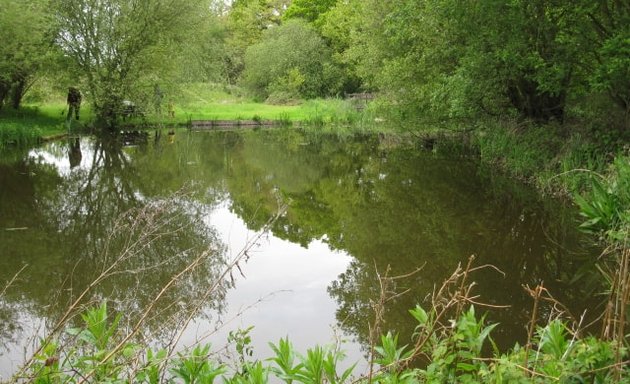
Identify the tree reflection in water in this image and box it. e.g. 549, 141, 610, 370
0, 134, 232, 362
0, 130, 604, 372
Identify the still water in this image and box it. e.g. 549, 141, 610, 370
0, 129, 602, 378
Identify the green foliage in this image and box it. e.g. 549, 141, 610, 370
268, 337, 301, 382
474, 121, 564, 181
416, 306, 498, 383
67, 302, 121, 351
267, 341, 355, 384
282, 0, 337, 26
0, 0, 55, 110
224, 0, 288, 84
21, 302, 629, 383
0, 123, 42, 149
585, 1, 630, 112
322, 0, 628, 127
170, 345, 226, 384
267, 68, 306, 104
227, 0, 286, 48
576, 156, 630, 242
135, 348, 168, 384
52, 0, 215, 127
228, 326, 255, 370
242, 19, 342, 101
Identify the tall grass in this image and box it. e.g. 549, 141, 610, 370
172, 83, 375, 128
0, 123, 42, 149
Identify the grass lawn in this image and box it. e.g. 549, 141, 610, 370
151, 84, 366, 124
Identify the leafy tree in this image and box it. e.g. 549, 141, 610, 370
51, 0, 214, 128
223, 0, 290, 83
0, 0, 55, 110
241, 19, 342, 101
329, 0, 628, 126
321, 0, 396, 95
282, 0, 337, 25
581, 0, 630, 115
311, 0, 364, 94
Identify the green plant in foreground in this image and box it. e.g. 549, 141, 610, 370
170, 345, 226, 384
19, 300, 628, 383
268, 337, 301, 383
228, 326, 255, 375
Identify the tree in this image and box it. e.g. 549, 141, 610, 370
223, 0, 290, 84
0, 0, 54, 110
327, 0, 630, 128
282, 0, 337, 25
321, 0, 402, 96
581, 0, 630, 116
241, 19, 342, 101
52, 0, 214, 128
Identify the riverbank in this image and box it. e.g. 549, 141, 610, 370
0, 97, 369, 147
470, 117, 629, 247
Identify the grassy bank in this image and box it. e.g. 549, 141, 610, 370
151, 84, 371, 130
0, 84, 374, 147
468, 117, 630, 242
0, 103, 94, 148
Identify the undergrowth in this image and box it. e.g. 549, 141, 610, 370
9, 255, 629, 383
13, 295, 628, 383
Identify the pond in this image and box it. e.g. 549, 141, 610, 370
0, 128, 603, 378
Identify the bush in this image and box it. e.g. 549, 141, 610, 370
0, 122, 42, 148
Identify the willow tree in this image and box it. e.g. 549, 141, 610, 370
53, 0, 213, 128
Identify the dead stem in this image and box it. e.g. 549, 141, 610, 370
165, 205, 288, 359
523, 284, 543, 375
0, 264, 28, 297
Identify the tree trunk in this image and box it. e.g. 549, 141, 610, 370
507, 78, 566, 123
0, 79, 10, 111
10, 77, 28, 110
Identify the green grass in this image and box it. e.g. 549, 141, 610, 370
0, 103, 94, 148
172, 84, 368, 124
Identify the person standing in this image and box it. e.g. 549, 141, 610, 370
67, 87, 82, 121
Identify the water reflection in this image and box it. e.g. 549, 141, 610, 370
68, 138, 82, 168
0, 134, 232, 376
0, 129, 602, 376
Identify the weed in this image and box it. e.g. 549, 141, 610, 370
20, 297, 628, 383
276, 112, 293, 127
575, 155, 630, 242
